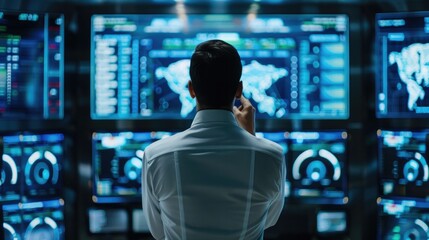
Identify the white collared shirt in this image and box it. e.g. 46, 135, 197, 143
142, 109, 285, 240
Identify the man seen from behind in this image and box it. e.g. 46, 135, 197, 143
142, 39, 285, 240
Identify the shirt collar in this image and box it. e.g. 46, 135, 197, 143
191, 109, 239, 127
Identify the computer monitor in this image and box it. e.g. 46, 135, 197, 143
0, 11, 64, 119
288, 131, 348, 204
258, 131, 348, 203
376, 12, 429, 118
378, 130, 429, 199
132, 209, 150, 233
378, 198, 429, 240
88, 208, 128, 234
316, 210, 347, 234
3, 199, 65, 240
0, 133, 64, 202
92, 131, 174, 203
91, 14, 349, 120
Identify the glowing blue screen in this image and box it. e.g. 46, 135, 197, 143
0, 11, 64, 119
378, 130, 429, 199
92, 131, 174, 203
257, 131, 348, 204
0, 133, 64, 202
376, 12, 429, 117
91, 14, 349, 119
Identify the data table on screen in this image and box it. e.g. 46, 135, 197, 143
0, 12, 64, 119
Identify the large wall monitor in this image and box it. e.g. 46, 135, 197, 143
0, 11, 64, 119
92, 131, 173, 203
376, 12, 429, 118
378, 130, 429, 199
91, 14, 349, 120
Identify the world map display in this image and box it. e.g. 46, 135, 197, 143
155, 59, 288, 117
389, 43, 429, 111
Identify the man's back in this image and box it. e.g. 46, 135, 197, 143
143, 110, 285, 240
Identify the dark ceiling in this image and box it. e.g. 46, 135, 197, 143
0, 0, 424, 14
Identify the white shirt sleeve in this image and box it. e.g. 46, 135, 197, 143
142, 153, 165, 240
264, 155, 285, 229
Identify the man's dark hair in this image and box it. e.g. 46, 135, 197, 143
190, 39, 242, 108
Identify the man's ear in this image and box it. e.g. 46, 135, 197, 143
188, 80, 196, 98
235, 81, 243, 99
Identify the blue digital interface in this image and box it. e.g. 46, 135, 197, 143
378, 130, 429, 199
88, 208, 128, 234
378, 198, 429, 240
316, 211, 347, 234
0, 11, 64, 119
3, 199, 65, 240
376, 12, 429, 118
257, 131, 348, 204
288, 131, 348, 203
0, 133, 64, 202
92, 131, 174, 203
91, 14, 349, 120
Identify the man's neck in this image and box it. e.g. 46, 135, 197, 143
197, 104, 233, 112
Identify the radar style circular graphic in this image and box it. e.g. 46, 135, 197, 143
4, 222, 20, 240
24, 217, 60, 240
402, 152, 429, 183
1, 154, 18, 187
124, 150, 143, 182
387, 218, 429, 240
292, 149, 341, 183
24, 151, 59, 187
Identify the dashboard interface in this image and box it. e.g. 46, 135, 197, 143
3, 199, 65, 240
1, 133, 64, 202
92, 131, 173, 203
0, 11, 64, 119
376, 12, 429, 117
91, 14, 349, 119
379, 198, 429, 240
378, 130, 429, 199
258, 131, 348, 204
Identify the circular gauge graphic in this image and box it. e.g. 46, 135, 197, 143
124, 150, 143, 182
385, 218, 429, 240
292, 149, 341, 184
402, 152, 429, 183
24, 151, 59, 187
1, 154, 18, 187
24, 217, 60, 240
4, 222, 20, 240
306, 160, 327, 182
